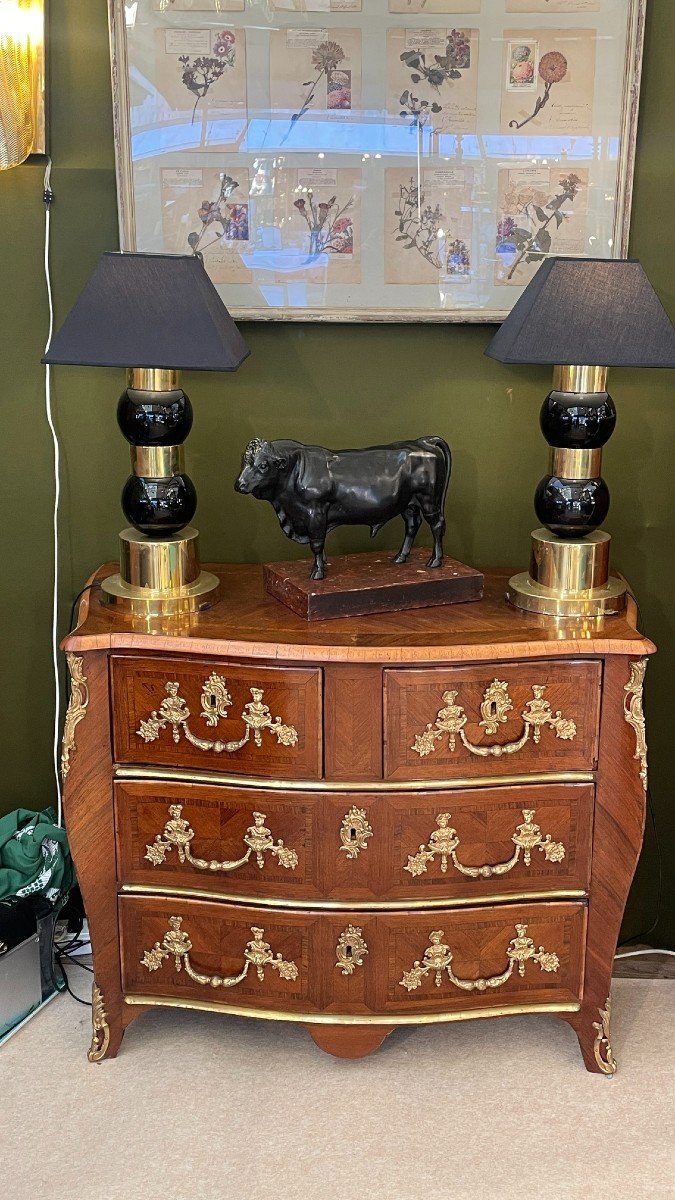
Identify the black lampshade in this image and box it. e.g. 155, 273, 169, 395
42, 252, 250, 371
484, 258, 675, 368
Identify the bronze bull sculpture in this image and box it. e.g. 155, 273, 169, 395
235, 436, 451, 580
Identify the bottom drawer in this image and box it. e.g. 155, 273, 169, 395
120, 895, 585, 1020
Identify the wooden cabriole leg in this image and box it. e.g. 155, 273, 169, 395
564, 655, 649, 1075
307, 1024, 395, 1059
63, 651, 125, 1062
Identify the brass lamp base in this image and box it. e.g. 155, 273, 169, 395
506, 528, 626, 617
100, 527, 220, 617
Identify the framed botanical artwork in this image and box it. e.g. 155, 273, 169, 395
108, 0, 647, 322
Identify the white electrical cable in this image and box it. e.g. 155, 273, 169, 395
42, 157, 62, 826
615, 948, 675, 960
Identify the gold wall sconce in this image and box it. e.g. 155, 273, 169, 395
0, 0, 46, 169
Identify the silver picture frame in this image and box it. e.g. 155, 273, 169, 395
108, 0, 647, 323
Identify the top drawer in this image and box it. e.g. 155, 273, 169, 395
111, 656, 322, 779
384, 659, 601, 781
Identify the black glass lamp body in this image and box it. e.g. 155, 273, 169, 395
117, 384, 193, 446
540, 388, 616, 450
117, 380, 196, 538
534, 473, 609, 538
535, 382, 615, 539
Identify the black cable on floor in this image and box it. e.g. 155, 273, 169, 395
54, 949, 92, 1006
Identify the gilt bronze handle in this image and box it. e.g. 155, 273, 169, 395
140, 917, 299, 988
404, 808, 565, 880
136, 675, 299, 755
399, 923, 560, 993
145, 804, 299, 873
412, 679, 576, 759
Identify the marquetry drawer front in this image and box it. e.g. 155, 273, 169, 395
120, 896, 585, 1018
116, 780, 319, 902
384, 659, 601, 780
325, 782, 594, 905
111, 656, 322, 779
116, 781, 592, 905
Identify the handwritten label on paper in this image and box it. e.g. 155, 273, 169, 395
424, 169, 466, 189
164, 29, 212, 56
162, 168, 203, 187
287, 28, 330, 51
404, 28, 445, 53
297, 169, 339, 188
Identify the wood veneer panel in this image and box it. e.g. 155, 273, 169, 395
384, 659, 601, 780
323, 664, 382, 780
61, 652, 132, 1058
111, 656, 322, 779
119, 895, 585, 1019
116, 781, 592, 905
65, 565, 655, 664
564, 655, 650, 1073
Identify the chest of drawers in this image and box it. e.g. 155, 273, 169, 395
62, 564, 654, 1072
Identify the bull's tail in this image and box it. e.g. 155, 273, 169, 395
419, 435, 452, 515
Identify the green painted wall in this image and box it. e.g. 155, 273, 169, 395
1, 1, 673, 943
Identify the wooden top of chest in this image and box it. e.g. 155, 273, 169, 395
64, 563, 654, 665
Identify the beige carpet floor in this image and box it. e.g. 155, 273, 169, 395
2, 978, 673, 1200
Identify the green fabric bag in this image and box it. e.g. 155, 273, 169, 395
0, 808, 73, 903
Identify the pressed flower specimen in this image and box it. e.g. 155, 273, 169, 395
446, 238, 470, 277
293, 191, 354, 257
327, 70, 351, 111
500, 172, 583, 280
398, 91, 442, 129
509, 50, 567, 130
287, 41, 346, 134
509, 44, 535, 88
394, 178, 445, 270
179, 31, 236, 124
399, 29, 471, 128
187, 174, 244, 253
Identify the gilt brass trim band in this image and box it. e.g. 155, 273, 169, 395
127, 368, 181, 392
120, 882, 587, 911
552, 365, 608, 394
124, 994, 580, 1025
87, 983, 110, 1063
61, 653, 89, 780
592, 995, 617, 1075
623, 659, 648, 791
132, 445, 184, 479
103, 533, 221, 612
548, 448, 603, 480
114, 766, 594, 793
530, 528, 612, 594
119, 526, 201, 591
507, 573, 627, 618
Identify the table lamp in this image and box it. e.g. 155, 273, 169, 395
43, 251, 249, 616
485, 257, 675, 617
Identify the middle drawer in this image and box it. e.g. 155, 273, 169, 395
116, 778, 593, 905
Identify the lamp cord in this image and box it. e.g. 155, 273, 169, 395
42, 158, 62, 826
